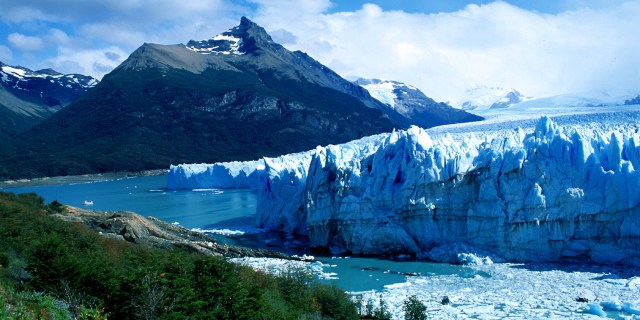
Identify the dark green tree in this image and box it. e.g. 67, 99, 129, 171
403, 295, 427, 320
373, 295, 391, 320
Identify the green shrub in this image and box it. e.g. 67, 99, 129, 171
373, 295, 391, 320
45, 200, 67, 214
403, 294, 427, 320
312, 283, 358, 320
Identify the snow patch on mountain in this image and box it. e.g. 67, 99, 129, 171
186, 33, 244, 55
358, 80, 398, 108
353, 78, 483, 127
185, 19, 266, 56
1, 63, 99, 90
354, 78, 425, 110
2, 65, 28, 79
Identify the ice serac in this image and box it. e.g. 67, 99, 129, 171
257, 116, 640, 265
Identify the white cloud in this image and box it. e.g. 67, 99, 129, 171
78, 23, 148, 48
2, 0, 639, 101
0, 45, 12, 62
253, 1, 640, 101
557, 0, 632, 11
7, 33, 44, 51
47, 46, 129, 79
48, 28, 71, 46
0, 6, 52, 23
249, 0, 332, 17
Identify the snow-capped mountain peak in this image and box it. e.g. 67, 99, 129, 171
354, 77, 483, 127
187, 33, 244, 55
1, 65, 29, 79
186, 17, 272, 56
456, 85, 529, 110
36, 68, 63, 76
0, 61, 99, 121
1, 63, 98, 90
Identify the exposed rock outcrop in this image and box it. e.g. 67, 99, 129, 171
53, 206, 290, 259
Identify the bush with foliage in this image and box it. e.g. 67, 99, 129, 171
356, 295, 391, 320
403, 294, 427, 320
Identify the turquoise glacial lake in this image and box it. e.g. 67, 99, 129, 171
2, 175, 485, 292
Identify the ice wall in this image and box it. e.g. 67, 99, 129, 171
255, 153, 313, 234
258, 117, 640, 265
167, 117, 640, 265
167, 160, 265, 189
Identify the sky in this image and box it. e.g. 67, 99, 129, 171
1, 0, 639, 103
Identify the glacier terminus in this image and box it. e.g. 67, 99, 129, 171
169, 111, 640, 266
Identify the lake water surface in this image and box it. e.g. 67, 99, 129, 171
2, 175, 485, 292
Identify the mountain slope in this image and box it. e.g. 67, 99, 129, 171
0, 63, 97, 152
354, 78, 483, 127
625, 95, 640, 105
2, 18, 411, 178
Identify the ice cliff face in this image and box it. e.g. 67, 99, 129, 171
168, 160, 266, 189
261, 117, 640, 265
168, 117, 640, 266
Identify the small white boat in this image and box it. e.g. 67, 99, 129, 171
83, 200, 94, 206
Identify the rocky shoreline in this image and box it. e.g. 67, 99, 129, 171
53, 205, 291, 259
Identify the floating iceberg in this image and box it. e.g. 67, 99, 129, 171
169, 116, 640, 266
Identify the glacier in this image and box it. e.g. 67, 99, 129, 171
167, 160, 265, 189
168, 115, 640, 266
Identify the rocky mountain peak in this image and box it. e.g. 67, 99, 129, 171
354, 77, 483, 127
186, 17, 274, 55
36, 68, 63, 76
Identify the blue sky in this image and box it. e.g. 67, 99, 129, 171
329, 0, 559, 13
1, 0, 638, 101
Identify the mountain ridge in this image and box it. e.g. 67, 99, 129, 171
454, 85, 529, 110
1, 17, 481, 179
0, 62, 98, 145
355, 78, 483, 127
